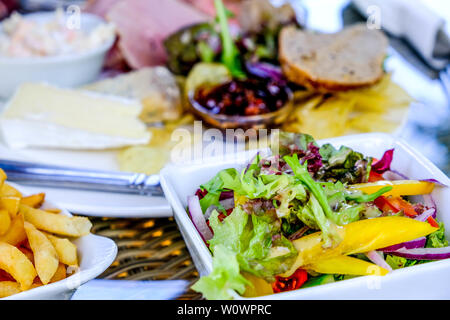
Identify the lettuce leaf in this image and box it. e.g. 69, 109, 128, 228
284, 154, 339, 246
385, 254, 419, 270
426, 222, 448, 248
239, 215, 297, 279
208, 207, 297, 279
276, 132, 318, 157
208, 206, 249, 253
191, 244, 250, 300
295, 193, 328, 230
218, 164, 306, 209
320, 181, 388, 225
198, 168, 233, 213
318, 143, 369, 184
331, 204, 365, 225
274, 132, 323, 174
192, 206, 298, 299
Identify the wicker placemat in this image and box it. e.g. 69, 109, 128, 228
90, 217, 202, 300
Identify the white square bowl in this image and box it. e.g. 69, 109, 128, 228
2, 183, 117, 300
160, 133, 450, 300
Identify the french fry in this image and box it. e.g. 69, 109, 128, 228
0, 213, 26, 246
31, 263, 67, 288
0, 209, 11, 236
0, 281, 21, 298
0, 242, 37, 290
50, 264, 67, 283
24, 222, 59, 285
1, 183, 22, 198
0, 173, 87, 297
29, 282, 43, 290
44, 208, 62, 214
0, 197, 20, 218
0, 269, 14, 281
45, 233, 78, 266
21, 204, 92, 237
0, 169, 6, 188
20, 193, 45, 209
18, 246, 34, 264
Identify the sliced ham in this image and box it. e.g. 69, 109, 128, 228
106, 0, 210, 69
84, 0, 122, 18
0, 0, 18, 20
0, 2, 7, 20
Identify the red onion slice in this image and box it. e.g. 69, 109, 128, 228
414, 208, 435, 222
245, 62, 284, 82
188, 195, 213, 241
204, 197, 235, 220
387, 247, 450, 260
220, 197, 235, 210
380, 237, 427, 252
420, 178, 447, 187
382, 170, 409, 180
219, 190, 234, 200
372, 149, 394, 174
365, 250, 392, 272
422, 194, 437, 219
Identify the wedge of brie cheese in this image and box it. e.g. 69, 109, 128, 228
0, 83, 151, 149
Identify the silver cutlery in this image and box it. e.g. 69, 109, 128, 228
0, 159, 163, 196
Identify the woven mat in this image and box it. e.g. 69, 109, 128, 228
90, 217, 202, 300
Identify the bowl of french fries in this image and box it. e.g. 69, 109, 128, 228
0, 169, 117, 299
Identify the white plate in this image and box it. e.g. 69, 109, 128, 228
160, 133, 450, 300
3, 182, 118, 300
0, 143, 172, 217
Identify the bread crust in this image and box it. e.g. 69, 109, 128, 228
279, 24, 388, 92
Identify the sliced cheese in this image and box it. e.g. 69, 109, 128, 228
1, 83, 151, 149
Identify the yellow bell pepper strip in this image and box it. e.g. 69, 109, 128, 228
234, 194, 248, 207
348, 180, 435, 198
305, 255, 389, 276
242, 272, 274, 298
281, 216, 437, 277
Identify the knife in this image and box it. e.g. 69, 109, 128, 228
0, 159, 163, 196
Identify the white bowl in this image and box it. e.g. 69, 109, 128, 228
0, 12, 115, 98
160, 133, 450, 300
2, 182, 117, 300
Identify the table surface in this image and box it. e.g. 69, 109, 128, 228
90, 217, 203, 300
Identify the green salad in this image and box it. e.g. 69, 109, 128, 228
186, 132, 448, 299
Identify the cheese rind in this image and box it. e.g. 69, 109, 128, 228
1, 83, 151, 149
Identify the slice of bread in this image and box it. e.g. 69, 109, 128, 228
279, 24, 388, 92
